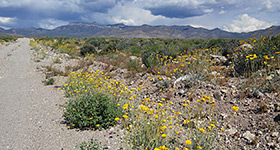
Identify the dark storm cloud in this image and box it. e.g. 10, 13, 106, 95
148, 6, 205, 18
80, 0, 117, 13
0, 0, 119, 28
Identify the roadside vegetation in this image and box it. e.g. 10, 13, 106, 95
30, 32, 280, 150
0, 36, 18, 45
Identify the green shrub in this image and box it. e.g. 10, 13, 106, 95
233, 35, 280, 76
76, 139, 104, 150
63, 93, 122, 130
80, 45, 97, 56
0, 36, 17, 42
141, 48, 177, 70
42, 78, 55, 85
130, 46, 141, 54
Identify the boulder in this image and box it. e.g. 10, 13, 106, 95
240, 44, 253, 49
210, 54, 227, 65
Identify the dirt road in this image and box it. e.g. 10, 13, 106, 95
0, 38, 97, 150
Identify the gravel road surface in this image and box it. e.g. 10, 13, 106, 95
0, 38, 99, 150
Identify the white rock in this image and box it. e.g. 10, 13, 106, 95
240, 44, 253, 49
221, 89, 228, 94
266, 75, 274, 80
211, 71, 218, 76
267, 142, 275, 147
210, 54, 227, 63
272, 132, 279, 137
226, 128, 237, 135
220, 113, 227, 120
173, 74, 191, 87
276, 70, 280, 75
129, 56, 138, 60
243, 131, 255, 142
178, 89, 185, 95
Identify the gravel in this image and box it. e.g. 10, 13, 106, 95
0, 38, 108, 150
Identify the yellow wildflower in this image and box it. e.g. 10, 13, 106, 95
232, 106, 239, 111
185, 140, 192, 145
199, 128, 205, 133
159, 145, 168, 150
161, 134, 167, 138
154, 114, 159, 119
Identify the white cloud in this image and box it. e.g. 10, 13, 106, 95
0, 16, 15, 24
218, 10, 226, 14
90, 3, 165, 25
38, 18, 68, 29
260, 0, 280, 12
223, 14, 272, 32
204, 8, 214, 13
134, 0, 216, 8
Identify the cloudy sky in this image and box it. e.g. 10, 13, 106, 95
0, 0, 279, 32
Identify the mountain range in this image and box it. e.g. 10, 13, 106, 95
1, 22, 280, 39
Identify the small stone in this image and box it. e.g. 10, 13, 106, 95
265, 135, 270, 140
267, 143, 275, 148
178, 89, 185, 95
214, 91, 222, 101
211, 71, 218, 76
257, 131, 263, 136
256, 143, 260, 149
221, 89, 228, 94
220, 113, 227, 120
274, 114, 280, 122
276, 70, 280, 75
243, 131, 255, 143
266, 75, 273, 80
274, 103, 280, 112
129, 56, 138, 60
230, 99, 236, 104
226, 128, 237, 135
272, 132, 279, 137
253, 90, 264, 98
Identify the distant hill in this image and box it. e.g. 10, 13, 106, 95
1, 23, 280, 39
0, 27, 21, 37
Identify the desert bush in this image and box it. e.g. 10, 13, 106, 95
80, 45, 97, 56
63, 93, 122, 130
76, 139, 105, 150
233, 35, 280, 76
42, 78, 55, 85
141, 48, 177, 70
29, 40, 40, 51
0, 36, 17, 42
